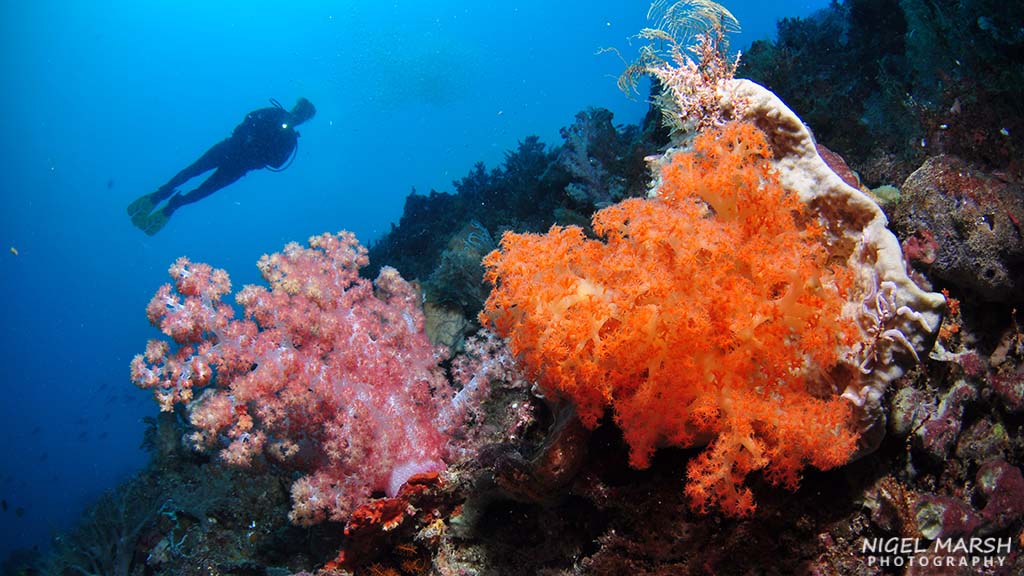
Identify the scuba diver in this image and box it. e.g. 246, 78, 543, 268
127, 97, 316, 235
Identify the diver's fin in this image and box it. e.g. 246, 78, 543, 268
140, 210, 170, 236
131, 212, 149, 229
126, 193, 155, 218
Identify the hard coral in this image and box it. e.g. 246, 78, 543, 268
482, 121, 862, 516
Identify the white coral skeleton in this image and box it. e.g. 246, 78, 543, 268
843, 280, 932, 406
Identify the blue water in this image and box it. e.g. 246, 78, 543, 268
0, 0, 828, 561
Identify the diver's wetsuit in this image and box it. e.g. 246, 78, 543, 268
150, 106, 300, 211
128, 97, 314, 235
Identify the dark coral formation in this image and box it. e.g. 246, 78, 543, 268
891, 154, 1024, 303
365, 136, 563, 285
558, 107, 637, 209
424, 221, 495, 318
35, 413, 341, 576
739, 0, 1024, 184
366, 109, 657, 287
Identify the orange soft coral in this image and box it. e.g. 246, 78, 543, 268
481, 121, 861, 517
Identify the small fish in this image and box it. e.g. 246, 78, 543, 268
1, 499, 7, 512
9, 247, 17, 256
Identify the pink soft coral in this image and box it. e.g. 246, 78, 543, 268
482, 122, 861, 516
131, 232, 461, 525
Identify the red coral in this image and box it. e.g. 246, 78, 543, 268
327, 472, 444, 570
481, 122, 861, 516
902, 228, 939, 266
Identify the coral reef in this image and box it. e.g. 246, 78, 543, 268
24, 2, 1024, 574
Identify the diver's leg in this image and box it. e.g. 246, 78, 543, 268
129, 139, 235, 226
152, 140, 234, 202
140, 167, 247, 236
166, 167, 247, 212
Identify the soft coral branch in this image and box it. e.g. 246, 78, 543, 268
132, 232, 468, 525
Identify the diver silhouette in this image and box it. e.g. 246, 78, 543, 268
127, 97, 316, 236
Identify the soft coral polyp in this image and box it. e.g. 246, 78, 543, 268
482, 121, 861, 516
